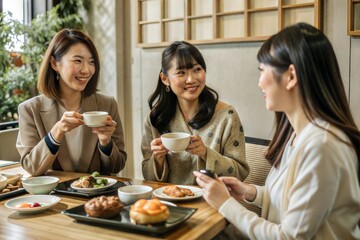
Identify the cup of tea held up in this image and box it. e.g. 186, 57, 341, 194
161, 132, 191, 153
83, 111, 108, 127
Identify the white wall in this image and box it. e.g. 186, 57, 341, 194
85, 0, 131, 177
88, 0, 360, 179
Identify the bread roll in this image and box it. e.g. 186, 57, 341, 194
130, 199, 169, 224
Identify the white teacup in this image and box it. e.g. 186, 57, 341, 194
118, 185, 153, 205
83, 111, 108, 127
161, 132, 191, 153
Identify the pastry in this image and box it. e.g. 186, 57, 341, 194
163, 185, 194, 198
130, 199, 169, 224
84, 195, 124, 218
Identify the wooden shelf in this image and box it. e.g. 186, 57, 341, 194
137, 0, 323, 48
247, 7, 278, 13
187, 14, 213, 19
348, 0, 360, 36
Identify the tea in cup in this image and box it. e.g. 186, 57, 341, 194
83, 111, 108, 127
161, 132, 191, 153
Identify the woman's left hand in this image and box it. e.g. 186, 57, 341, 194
187, 135, 207, 160
91, 115, 117, 146
193, 171, 231, 210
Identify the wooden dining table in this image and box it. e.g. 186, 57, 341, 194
0, 164, 227, 240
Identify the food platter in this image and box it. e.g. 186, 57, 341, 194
5, 195, 61, 214
0, 188, 26, 200
0, 173, 26, 200
70, 177, 117, 193
153, 185, 203, 202
53, 179, 125, 198
62, 204, 196, 235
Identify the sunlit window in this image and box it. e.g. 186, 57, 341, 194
2, 0, 27, 51
3, 0, 24, 22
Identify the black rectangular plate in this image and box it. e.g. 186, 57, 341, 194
62, 204, 197, 236
53, 179, 125, 198
0, 188, 26, 201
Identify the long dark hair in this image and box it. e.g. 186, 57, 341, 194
38, 29, 100, 101
148, 41, 218, 133
258, 23, 360, 182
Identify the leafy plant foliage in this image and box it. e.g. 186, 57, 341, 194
0, 0, 90, 122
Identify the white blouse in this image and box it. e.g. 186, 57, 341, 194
65, 126, 83, 171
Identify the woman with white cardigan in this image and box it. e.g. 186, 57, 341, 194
194, 22, 360, 239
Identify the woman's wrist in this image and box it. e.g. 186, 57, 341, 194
244, 185, 257, 202
52, 123, 64, 142
99, 138, 111, 147
99, 140, 113, 156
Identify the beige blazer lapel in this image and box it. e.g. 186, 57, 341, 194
39, 96, 60, 134
39, 96, 74, 172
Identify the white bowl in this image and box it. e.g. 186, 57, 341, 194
2, 173, 22, 185
22, 176, 59, 195
161, 132, 191, 153
0, 175, 8, 191
118, 185, 153, 205
83, 111, 108, 127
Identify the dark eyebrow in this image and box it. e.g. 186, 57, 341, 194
72, 55, 94, 60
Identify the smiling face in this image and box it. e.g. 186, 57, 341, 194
162, 58, 206, 104
51, 43, 95, 96
258, 63, 290, 112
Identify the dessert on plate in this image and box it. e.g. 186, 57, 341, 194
130, 199, 170, 224
84, 195, 124, 218
163, 185, 194, 198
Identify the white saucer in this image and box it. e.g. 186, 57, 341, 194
5, 195, 61, 213
86, 123, 106, 127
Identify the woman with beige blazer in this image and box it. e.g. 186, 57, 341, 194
194, 23, 360, 239
16, 29, 127, 176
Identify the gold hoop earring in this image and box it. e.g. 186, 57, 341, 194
166, 85, 170, 92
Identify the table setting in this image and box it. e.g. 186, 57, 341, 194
0, 165, 225, 239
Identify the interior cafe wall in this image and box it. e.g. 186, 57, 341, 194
86, 0, 360, 179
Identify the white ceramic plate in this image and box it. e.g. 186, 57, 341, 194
5, 195, 61, 213
153, 185, 203, 202
159, 200, 177, 207
70, 177, 117, 193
